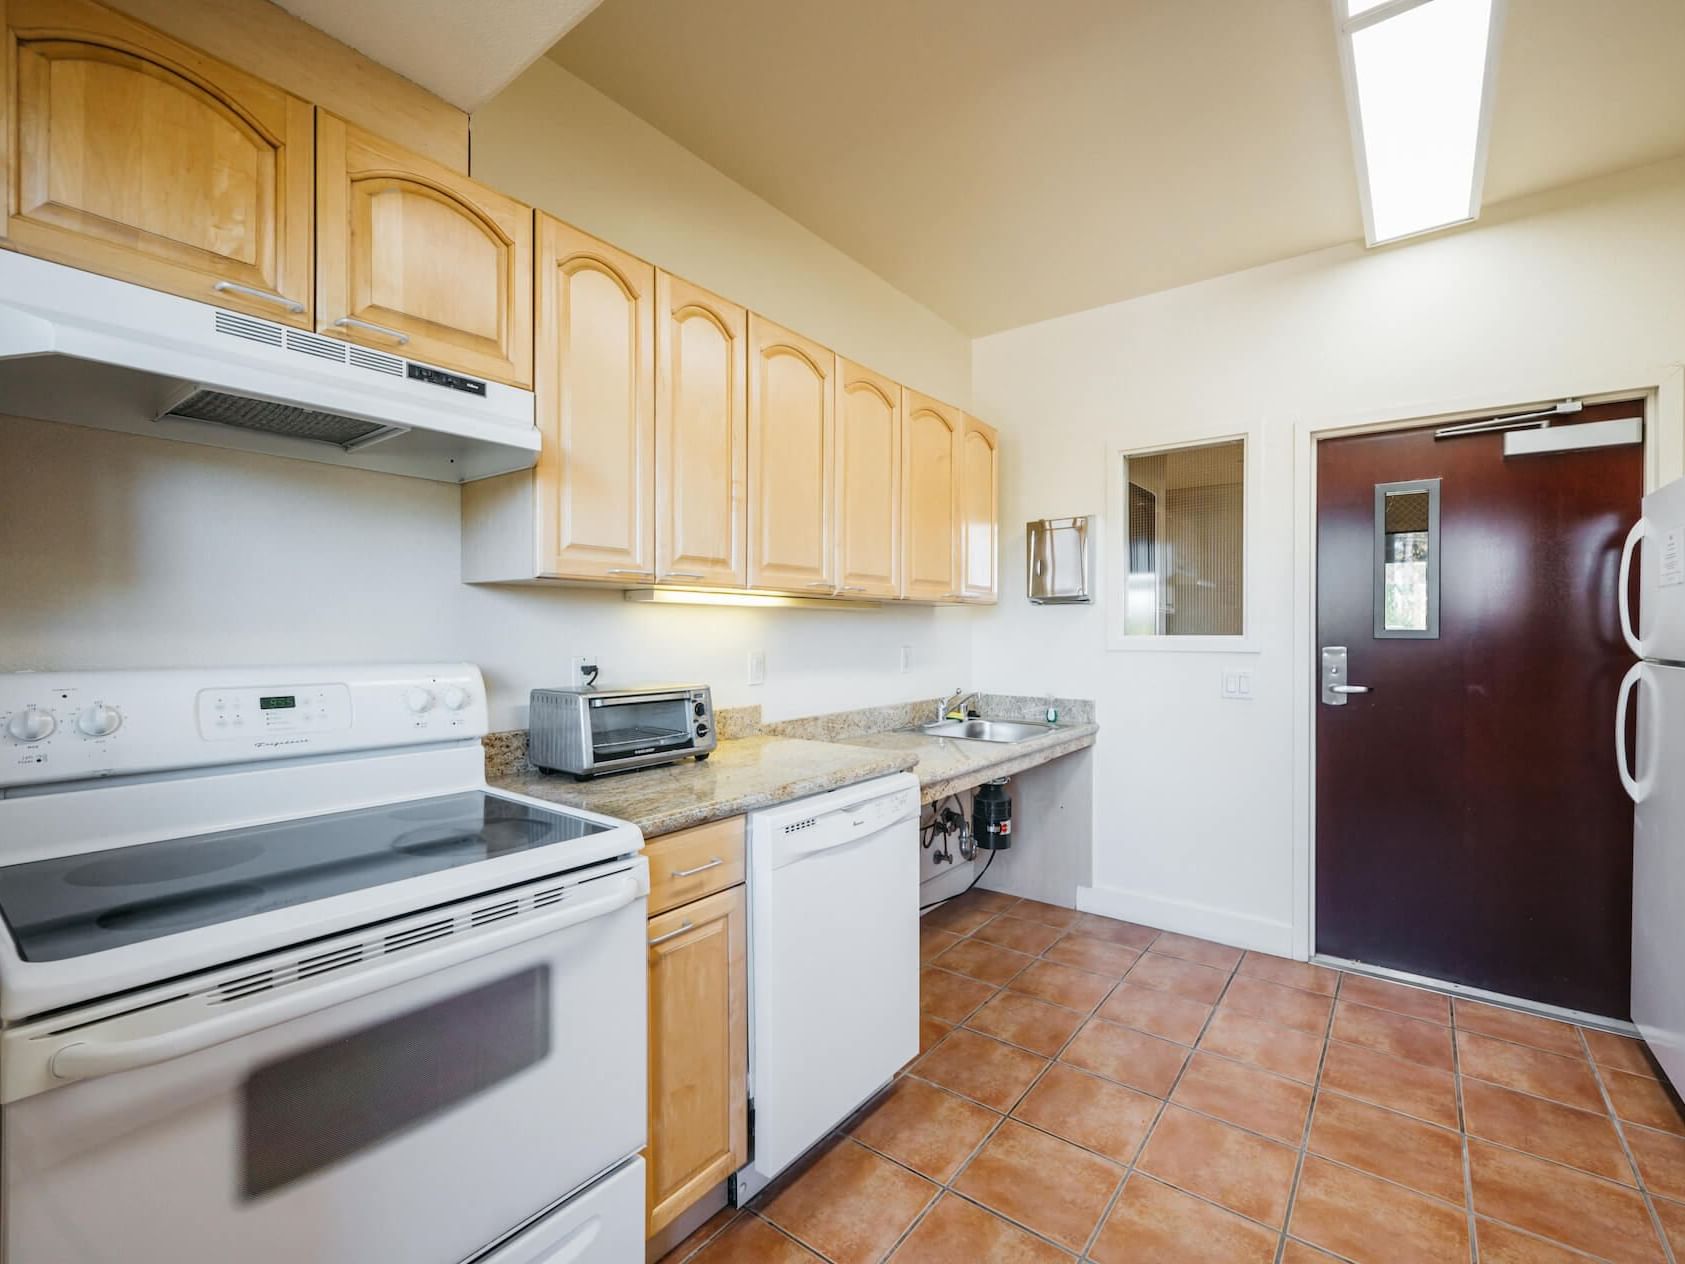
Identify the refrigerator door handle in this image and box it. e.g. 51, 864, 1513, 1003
1616, 661, 1650, 804
1619, 518, 1652, 658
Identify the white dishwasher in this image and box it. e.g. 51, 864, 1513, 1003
734, 773, 921, 1200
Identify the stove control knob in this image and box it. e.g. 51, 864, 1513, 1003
76, 703, 122, 738
442, 686, 471, 711
404, 687, 435, 714
6, 706, 55, 742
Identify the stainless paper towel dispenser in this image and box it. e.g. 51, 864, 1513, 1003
1026, 517, 1092, 604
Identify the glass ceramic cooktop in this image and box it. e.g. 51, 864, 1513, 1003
0, 792, 611, 963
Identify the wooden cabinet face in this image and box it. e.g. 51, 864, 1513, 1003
901, 390, 961, 601
836, 360, 901, 598
2, 0, 313, 324
646, 885, 747, 1236
657, 274, 747, 587
534, 216, 655, 580
959, 416, 1000, 602
747, 315, 836, 592
316, 114, 533, 386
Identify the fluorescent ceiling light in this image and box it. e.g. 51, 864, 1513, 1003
1337, 0, 1505, 245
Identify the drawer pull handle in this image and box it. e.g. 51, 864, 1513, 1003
670, 857, 724, 879
333, 316, 410, 346
212, 281, 305, 314
662, 572, 705, 581
648, 920, 694, 947
606, 568, 656, 577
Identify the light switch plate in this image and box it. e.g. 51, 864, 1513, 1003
899, 645, 912, 673
747, 650, 766, 686
1221, 670, 1253, 700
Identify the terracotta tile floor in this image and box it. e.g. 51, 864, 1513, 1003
660, 891, 1685, 1263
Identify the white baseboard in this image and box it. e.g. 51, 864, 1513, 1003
1077, 883, 1296, 958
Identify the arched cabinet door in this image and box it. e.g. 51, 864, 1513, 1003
2, 0, 313, 324
746, 315, 837, 592
534, 215, 655, 580
835, 360, 902, 599
316, 114, 533, 387
657, 274, 747, 588
901, 390, 962, 601
959, 415, 999, 602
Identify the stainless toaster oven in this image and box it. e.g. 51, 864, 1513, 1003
528, 685, 715, 779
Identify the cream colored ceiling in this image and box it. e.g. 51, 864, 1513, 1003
547, 0, 1685, 335
276, 0, 605, 111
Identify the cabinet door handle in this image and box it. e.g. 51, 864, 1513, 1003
670, 857, 724, 879
662, 572, 704, 582
606, 568, 656, 577
838, 586, 869, 593
212, 281, 305, 314
332, 316, 410, 346
648, 920, 695, 947
806, 581, 837, 590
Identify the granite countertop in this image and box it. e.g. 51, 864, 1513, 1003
491, 734, 919, 838
487, 693, 1097, 838
834, 721, 1099, 804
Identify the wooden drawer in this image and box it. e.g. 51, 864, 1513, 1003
645, 816, 746, 915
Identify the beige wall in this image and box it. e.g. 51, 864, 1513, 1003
971, 157, 1685, 954
470, 58, 973, 407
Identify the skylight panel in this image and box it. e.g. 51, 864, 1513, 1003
1337, 0, 1505, 245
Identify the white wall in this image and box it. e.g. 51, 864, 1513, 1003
0, 416, 972, 730
0, 58, 980, 731
970, 158, 1685, 954
470, 58, 972, 406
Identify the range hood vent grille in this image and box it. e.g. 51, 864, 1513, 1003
161, 388, 406, 450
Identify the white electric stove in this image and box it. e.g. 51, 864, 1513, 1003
0, 662, 649, 1264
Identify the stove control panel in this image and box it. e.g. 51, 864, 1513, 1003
195, 684, 352, 740
0, 663, 488, 788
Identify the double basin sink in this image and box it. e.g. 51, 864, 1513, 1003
920, 717, 1054, 743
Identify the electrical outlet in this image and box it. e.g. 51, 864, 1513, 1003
570, 655, 598, 687
899, 645, 912, 673
747, 650, 766, 686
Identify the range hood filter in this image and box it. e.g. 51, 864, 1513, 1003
160, 388, 405, 451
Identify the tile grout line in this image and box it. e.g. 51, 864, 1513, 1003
1579, 1023, 1680, 1264
1272, 962, 1343, 1264
1077, 940, 1242, 1262
1450, 996, 1482, 1264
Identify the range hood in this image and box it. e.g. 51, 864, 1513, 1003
0, 252, 538, 483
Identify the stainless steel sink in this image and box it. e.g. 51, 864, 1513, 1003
920, 718, 1053, 743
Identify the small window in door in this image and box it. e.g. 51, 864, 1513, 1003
1119, 439, 1246, 638
1374, 479, 1440, 638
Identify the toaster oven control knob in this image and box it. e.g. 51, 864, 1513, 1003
404, 687, 435, 714
75, 703, 122, 738
6, 706, 55, 742
442, 686, 471, 711
693, 701, 706, 718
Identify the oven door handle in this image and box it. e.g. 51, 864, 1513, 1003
46, 874, 642, 1086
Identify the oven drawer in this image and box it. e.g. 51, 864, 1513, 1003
3, 862, 648, 1264
646, 815, 746, 915
473, 1156, 644, 1264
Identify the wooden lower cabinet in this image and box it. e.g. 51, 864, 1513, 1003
645, 881, 747, 1237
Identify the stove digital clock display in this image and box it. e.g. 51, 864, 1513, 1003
260, 695, 297, 711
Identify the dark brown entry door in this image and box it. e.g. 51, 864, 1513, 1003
1315, 403, 1642, 1017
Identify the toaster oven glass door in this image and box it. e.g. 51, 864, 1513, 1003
588, 694, 695, 760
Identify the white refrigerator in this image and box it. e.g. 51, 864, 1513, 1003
1617, 475, 1685, 1089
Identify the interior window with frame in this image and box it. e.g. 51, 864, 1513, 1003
1118, 438, 1246, 640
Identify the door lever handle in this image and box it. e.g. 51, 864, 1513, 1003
1330, 684, 1370, 694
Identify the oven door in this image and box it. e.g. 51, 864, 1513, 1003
2, 862, 647, 1264
586, 692, 697, 766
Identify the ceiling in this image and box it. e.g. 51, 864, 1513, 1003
277, 0, 604, 111
547, 0, 1685, 335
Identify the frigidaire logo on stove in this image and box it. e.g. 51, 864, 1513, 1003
254, 738, 312, 750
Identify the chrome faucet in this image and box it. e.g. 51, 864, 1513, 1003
939, 688, 979, 722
